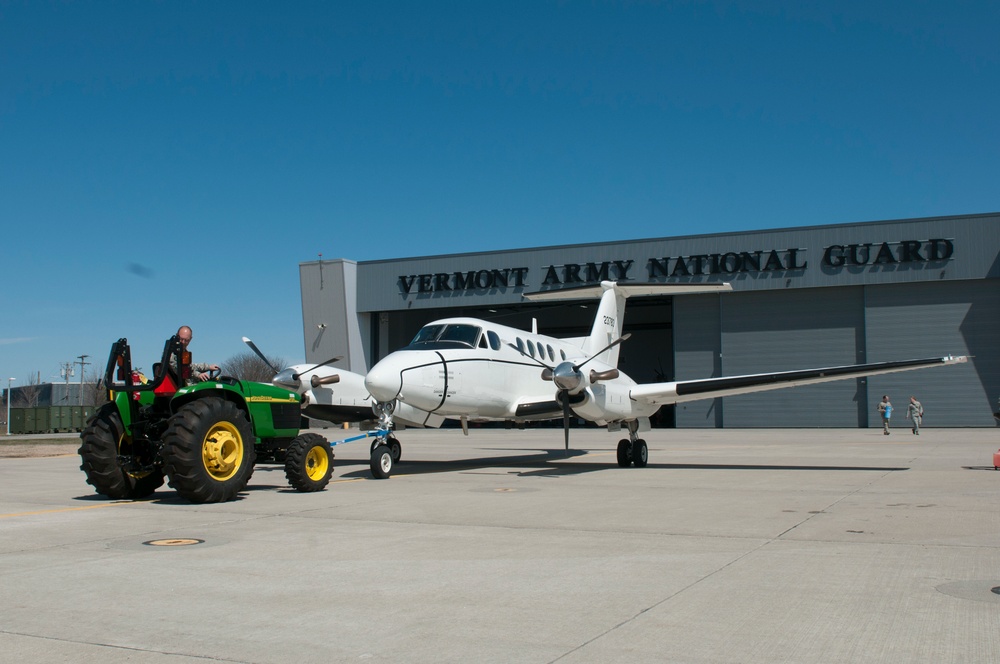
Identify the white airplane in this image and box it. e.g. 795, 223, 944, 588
362, 281, 968, 477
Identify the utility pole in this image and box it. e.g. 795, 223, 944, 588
76, 354, 90, 405
60, 362, 74, 404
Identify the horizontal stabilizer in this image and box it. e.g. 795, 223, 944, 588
523, 281, 731, 302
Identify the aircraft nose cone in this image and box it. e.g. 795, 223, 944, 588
364, 362, 401, 402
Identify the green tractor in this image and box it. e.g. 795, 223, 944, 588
79, 335, 334, 503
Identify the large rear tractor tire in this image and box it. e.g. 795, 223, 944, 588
161, 398, 256, 503
285, 433, 334, 492
78, 403, 164, 500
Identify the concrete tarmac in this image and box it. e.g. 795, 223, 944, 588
1, 427, 999, 663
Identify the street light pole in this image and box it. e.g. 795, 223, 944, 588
6, 378, 14, 436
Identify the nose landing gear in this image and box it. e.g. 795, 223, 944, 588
369, 401, 400, 479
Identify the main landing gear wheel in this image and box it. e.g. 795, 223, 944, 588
370, 443, 393, 479
616, 439, 632, 468
78, 403, 164, 499
285, 433, 333, 492
616, 438, 648, 468
632, 439, 648, 468
161, 397, 256, 503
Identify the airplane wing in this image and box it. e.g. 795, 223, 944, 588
630, 355, 969, 406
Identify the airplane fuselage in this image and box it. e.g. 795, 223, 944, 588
364, 317, 657, 425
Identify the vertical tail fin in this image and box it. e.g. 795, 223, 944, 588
582, 282, 627, 366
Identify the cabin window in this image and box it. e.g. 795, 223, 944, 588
560, 349, 567, 361
527, 340, 536, 357
547, 345, 555, 361
516, 338, 525, 354
487, 330, 501, 350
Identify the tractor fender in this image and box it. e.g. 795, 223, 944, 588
171, 381, 252, 417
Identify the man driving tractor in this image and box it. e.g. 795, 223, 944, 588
171, 325, 219, 384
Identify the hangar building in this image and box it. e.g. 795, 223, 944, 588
299, 213, 999, 428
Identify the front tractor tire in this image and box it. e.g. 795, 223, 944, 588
161, 397, 256, 504
285, 433, 334, 492
78, 403, 164, 500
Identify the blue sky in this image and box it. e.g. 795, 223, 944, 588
2, 1, 998, 386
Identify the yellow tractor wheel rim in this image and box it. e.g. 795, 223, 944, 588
202, 422, 244, 481
304, 445, 329, 481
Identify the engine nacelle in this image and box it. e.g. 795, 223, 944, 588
571, 381, 657, 424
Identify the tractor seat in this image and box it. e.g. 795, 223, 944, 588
152, 362, 182, 395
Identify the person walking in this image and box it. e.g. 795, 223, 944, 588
906, 396, 923, 435
877, 395, 892, 435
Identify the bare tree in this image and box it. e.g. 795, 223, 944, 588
14, 372, 43, 408
220, 351, 285, 382
85, 365, 110, 407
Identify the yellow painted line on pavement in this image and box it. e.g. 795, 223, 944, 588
0, 501, 132, 520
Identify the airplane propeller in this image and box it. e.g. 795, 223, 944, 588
508, 333, 631, 451
295, 356, 345, 382
558, 390, 571, 451
542, 333, 631, 394
242, 336, 342, 389
536, 333, 631, 451
242, 336, 280, 374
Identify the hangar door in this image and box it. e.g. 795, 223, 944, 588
674, 287, 867, 428
865, 279, 997, 427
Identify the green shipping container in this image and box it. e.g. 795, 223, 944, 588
22, 408, 51, 434
51, 406, 66, 432
74, 406, 93, 431
33, 408, 49, 434
8, 406, 92, 434
23, 408, 37, 433
10, 409, 25, 434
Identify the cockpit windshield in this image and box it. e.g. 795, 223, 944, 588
410, 325, 445, 345
407, 324, 482, 349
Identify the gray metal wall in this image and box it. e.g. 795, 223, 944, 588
673, 294, 723, 427
674, 280, 995, 427
299, 259, 370, 373
721, 287, 865, 427
865, 280, 998, 428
